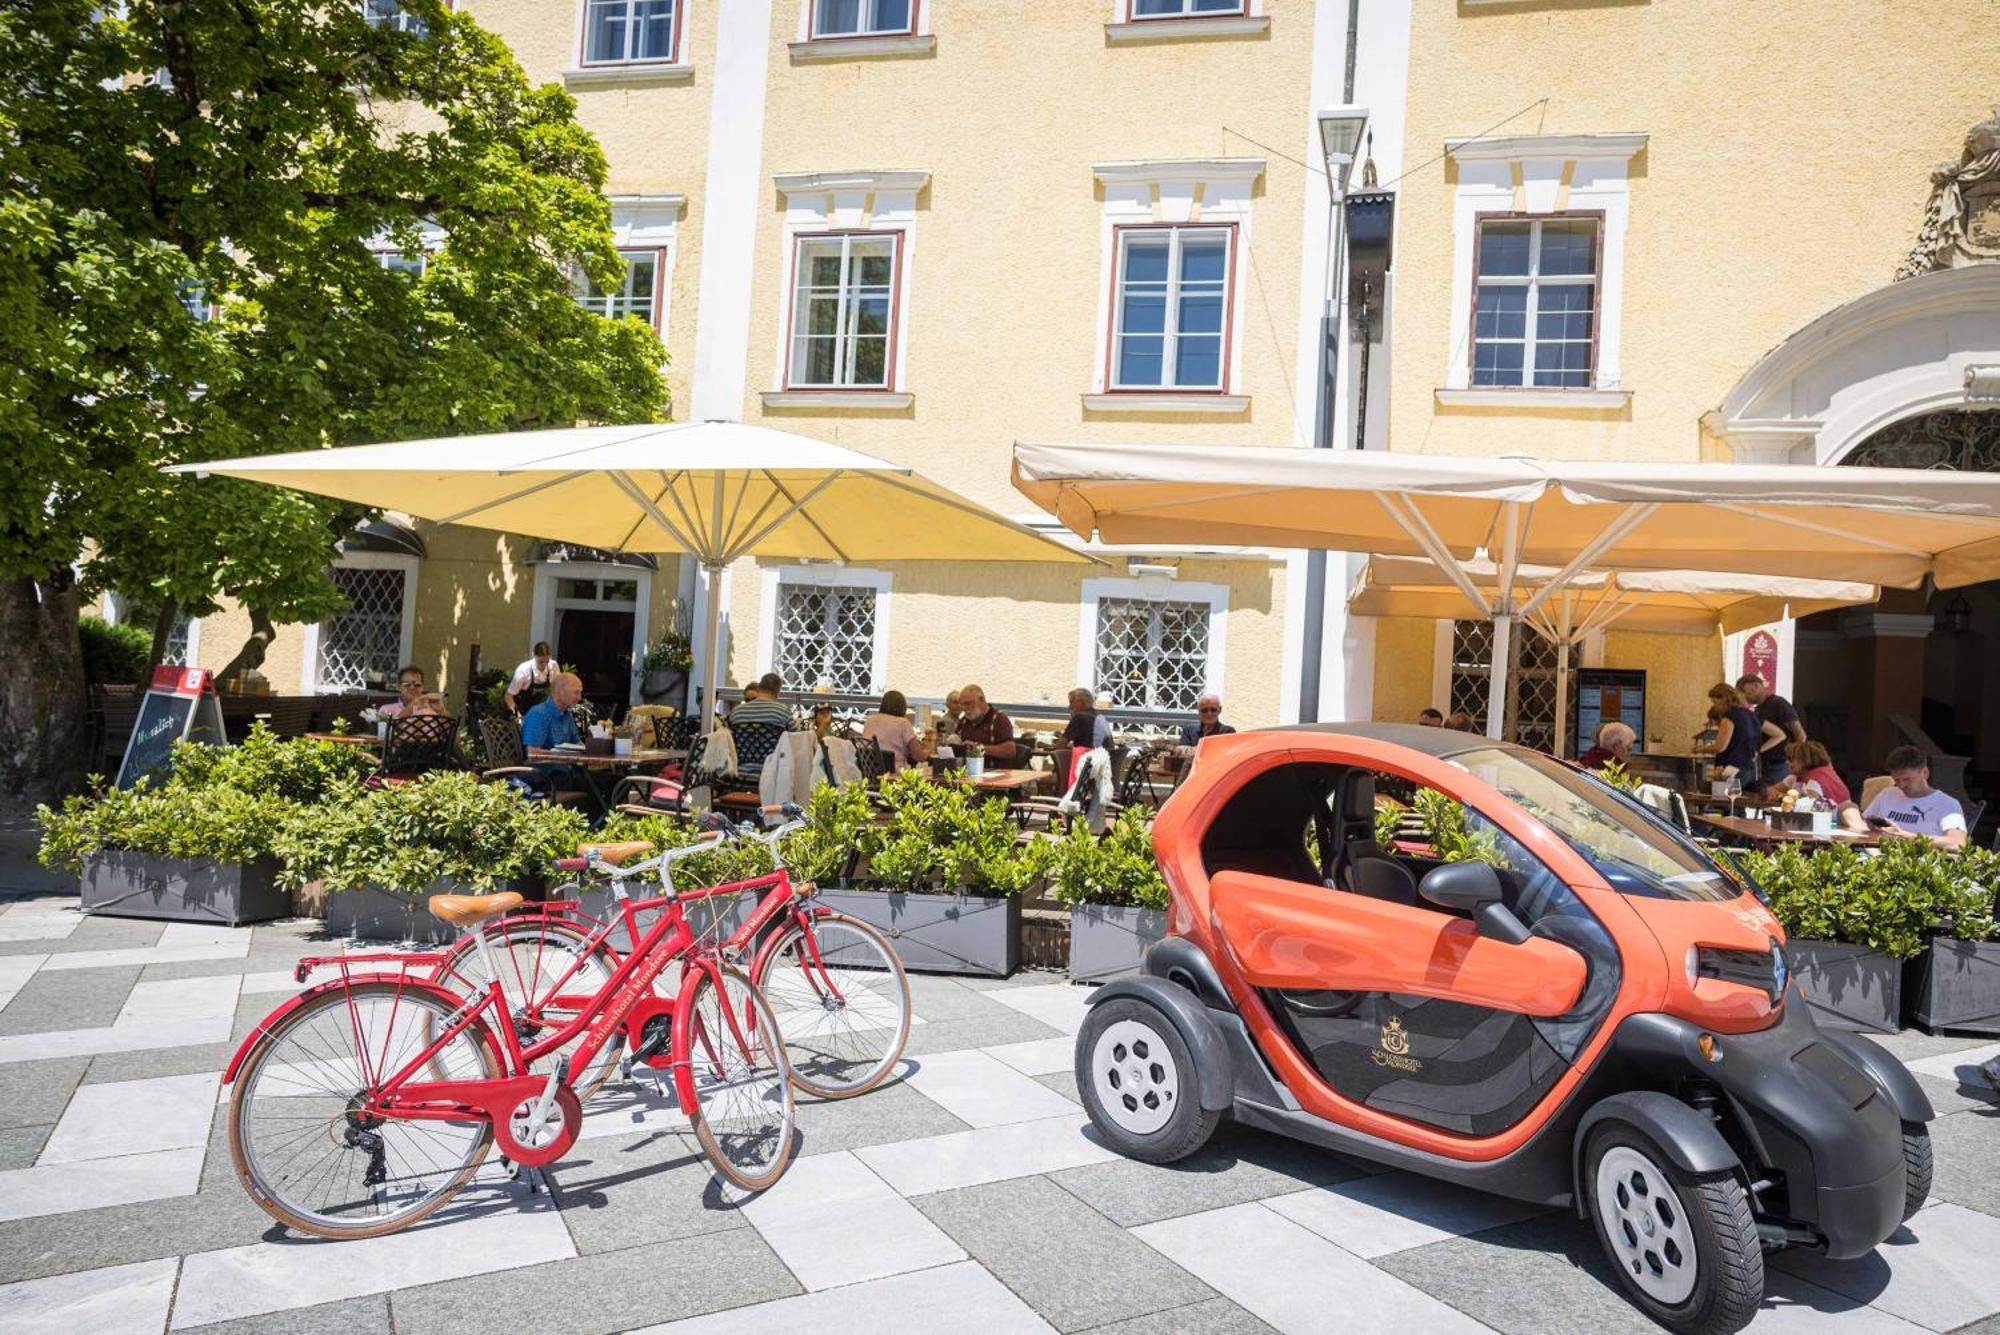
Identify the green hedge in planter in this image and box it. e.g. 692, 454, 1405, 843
275, 771, 590, 897
1045, 811, 1167, 910
592, 810, 778, 890
863, 768, 1041, 896
1734, 841, 2000, 959
37, 726, 377, 875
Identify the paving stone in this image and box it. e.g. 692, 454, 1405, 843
901, 1011, 1066, 1058
916, 1174, 1214, 1333
741, 1150, 963, 1291
1913, 1071, 2000, 1119
0, 965, 140, 1035
0, 1055, 87, 1128
0, 954, 47, 1010
181, 1294, 393, 1335
957, 968, 1071, 992
1774, 1203, 2000, 1331
548, 1129, 756, 1256
82, 1041, 238, 1085
1047, 1126, 1369, 1227
40, 1071, 219, 1164
1868, 1030, 1998, 1063
789, 1078, 969, 1158
0, 1255, 177, 1335
633, 1259, 1052, 1335
1952, 1315, 2000, 1335
855, 1113, 1120, 1196
46, 916, 164, 953
1074, 1298, 1279, 1335
0, 1147, 206, 1223
0, 1015, 233, 1064
984, 981, 1095, 1033
1262, 1170, 1551, 1259
985, 1034, 1076, 1076
1925, 1110, 2000, 1216
902, 974, 1022, 1021
0, 1123, 51, 1169
904, 1048, 1078, 1127
390, 1231, 800, 1335
1037, 1069, 1082, 1102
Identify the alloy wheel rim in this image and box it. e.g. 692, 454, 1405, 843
1596, 1144, 1699, 1305
1091, 1018, 1179, 1135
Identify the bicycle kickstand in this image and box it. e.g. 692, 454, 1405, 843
502, 1156, 555, 1196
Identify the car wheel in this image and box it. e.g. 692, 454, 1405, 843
1584, 1125, 1763, 1335
1075, 998, 1219, 1164
1901, 1122, 1933, 1223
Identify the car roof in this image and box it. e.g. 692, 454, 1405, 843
1256, 721, 1535, 762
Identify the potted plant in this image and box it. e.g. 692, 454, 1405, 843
1904, 846, 2000, 1034
640, 614, 694, 706
279, 771, 590, 943
579, 809, 780, 949
814, 768, 1029, 976
1047, 811, 1168, 983
38, 727, 377, 925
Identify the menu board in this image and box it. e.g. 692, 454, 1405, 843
115, 667, 227, 789
1573, 669, 1645, 759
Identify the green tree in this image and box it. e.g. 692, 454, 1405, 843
0, 0, 667, 798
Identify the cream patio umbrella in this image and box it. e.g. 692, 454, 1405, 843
173, 421, 1088, 726
1013, 440, 2000, 739
1348, 556, 1878, 751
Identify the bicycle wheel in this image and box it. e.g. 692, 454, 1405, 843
754, 910, 911, 1099
229, 980, 500, 1240
431, 913, 623, 1100
683, 964, 796, 1192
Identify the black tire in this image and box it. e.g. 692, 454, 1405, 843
1901, 1122, 1933, 1223
1584, 1124, 1763, 1335
1074, 997, 1220, 1164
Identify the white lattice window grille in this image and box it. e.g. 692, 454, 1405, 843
161, 613, 193, 668
775, 583, 878, 695
1448, 619, 1571, 748
576, 249, 663, 329
318, 566, 411, 691
1095, 597, 1212, 711
582, 0, 678, 64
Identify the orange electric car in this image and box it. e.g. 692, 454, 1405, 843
1075, 724, 1931, 1335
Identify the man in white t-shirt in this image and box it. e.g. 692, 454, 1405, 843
505, 641, 555, 716
1839, 745, 1968, 851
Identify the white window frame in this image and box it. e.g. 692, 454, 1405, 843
765, 171, 927, 407
300, 552, 419, 695
1087, 160, 1261, 411
367, 220, 446, 277
577, 0, 682, 67
806, 0, 917, 40
784, 231, 902, 390
1125, 0, 1248, 20
361, 0, 446, 35
757, 565, 892, 695
1106, 224, 1236, 393
1439, 133, 1645, 409
1077, 575, 1228, 710
577, 246, 667, 330
1467, 214, 1602, 391
789, 0, 932, 60
529, 559, 652, 708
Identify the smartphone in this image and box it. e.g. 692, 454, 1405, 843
1864, 816, 1893, 830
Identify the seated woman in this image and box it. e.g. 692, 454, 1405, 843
1768, 739, 1849, 805
860, 690, 923, 770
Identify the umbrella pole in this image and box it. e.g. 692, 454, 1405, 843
700, 559, 725, 732
1487, 612, 1512, 741
1553, 593, 1574, 758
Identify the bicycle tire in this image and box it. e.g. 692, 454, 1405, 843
229, 980, 501, 1240
429, 912, 625, 1100
753, 910, 911, 1100
683, 964, 796, 1193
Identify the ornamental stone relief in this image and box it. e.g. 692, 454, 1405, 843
1897, 107, 2000, 279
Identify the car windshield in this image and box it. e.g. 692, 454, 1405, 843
1448, 747, 1739, 902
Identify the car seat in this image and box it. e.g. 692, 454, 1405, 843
1330, 770, 1418, 906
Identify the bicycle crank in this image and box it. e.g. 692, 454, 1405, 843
493, 1085, 582, 1167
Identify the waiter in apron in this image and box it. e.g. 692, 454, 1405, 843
505, 641, 556, 716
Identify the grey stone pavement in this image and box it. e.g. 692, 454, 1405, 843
1, 891, 1997, 1334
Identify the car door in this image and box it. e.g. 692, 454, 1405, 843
1211, 802, 1618, 1138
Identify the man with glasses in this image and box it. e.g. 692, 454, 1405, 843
1177, 693, 1235, 748
377, 665, 434, 719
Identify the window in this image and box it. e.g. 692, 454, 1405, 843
317, 565, 411, 691
363, 0, 437, 35
787, 233, 899, 390
775, 583, 877, 694
811, 0, 913, 37
576, 250, 662, 329
1131, 0, 1245, 16
1470, 216, 1601, 390
1109, 226, 1232, 392
582, 0, 678, 65
1095, 597, 1211, 711
161, 612, 194, 668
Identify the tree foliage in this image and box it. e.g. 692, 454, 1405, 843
0, 0, 667, 790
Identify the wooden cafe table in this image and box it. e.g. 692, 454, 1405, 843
1693, 813, 1882, 849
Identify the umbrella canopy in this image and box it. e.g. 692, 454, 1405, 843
1349, 557, 1876, 639
1014, 441, 2000, 738
1012, 442, 2000, 590
174, 422, 1087, 724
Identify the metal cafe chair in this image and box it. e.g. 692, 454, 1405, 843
477, 714, 586, 807
374, 714, 461, 785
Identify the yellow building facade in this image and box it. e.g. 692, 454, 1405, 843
176, 0, 1363, 731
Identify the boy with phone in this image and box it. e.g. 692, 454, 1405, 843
1838, 746, 1969, 851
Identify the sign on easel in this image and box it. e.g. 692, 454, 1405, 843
115, 666, 227, 789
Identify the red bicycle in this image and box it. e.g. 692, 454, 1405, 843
224, 869, 796, 1239
426, 805, 912, 1103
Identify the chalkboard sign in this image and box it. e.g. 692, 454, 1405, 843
116, 667, 227, 789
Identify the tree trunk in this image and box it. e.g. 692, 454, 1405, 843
149, 597, 179, 670
216, 607, 278, 687
0, 576, 89, 802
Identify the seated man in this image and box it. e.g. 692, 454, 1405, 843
1061, 687, 1112, 750
522, 671, 584, 749
1177, 693, 1236, 748
1577, 721, 1635, 772
953, 682, 1022, 766
728, 672, 795, 731
1839, 745, 1967, 851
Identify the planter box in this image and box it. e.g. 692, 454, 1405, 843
574, 883, 762, 954
327, 877, 545, 945
1068, 904, 1168, 984
1912, 938, 2000, 1035
82, 851, 287, 926
1786, 939, 1902, 1034
817, 886, 1019, 978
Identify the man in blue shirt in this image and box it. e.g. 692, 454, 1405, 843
522, 672, 584, 749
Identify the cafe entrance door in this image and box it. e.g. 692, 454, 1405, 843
532, 560, 649, 718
